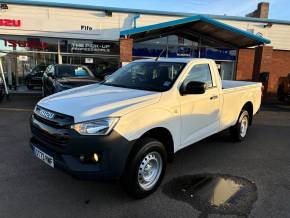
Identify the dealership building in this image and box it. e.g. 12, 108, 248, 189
0, 1, 290, 94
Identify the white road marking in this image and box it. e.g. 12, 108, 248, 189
0, 107, 32, 112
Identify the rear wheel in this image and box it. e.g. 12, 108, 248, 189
230, 110, 250, 142
121, 137, 167, 199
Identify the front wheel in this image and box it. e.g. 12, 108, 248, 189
121, 137, 167, 199
230, 110, 250, 142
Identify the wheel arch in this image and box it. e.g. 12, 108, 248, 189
241, 101, 254, 125
127, 127, 175, 164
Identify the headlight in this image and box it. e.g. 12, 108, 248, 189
71, 117, 119, 135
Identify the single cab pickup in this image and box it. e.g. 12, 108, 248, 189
30, 58, 262, 198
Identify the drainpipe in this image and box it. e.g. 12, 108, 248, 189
198, 36, 201, 58
133, 14, 140, 29
57, 40, 62, 64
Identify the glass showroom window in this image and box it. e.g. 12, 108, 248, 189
0, 36, 120, 88
0, 36, 59, 87
133, 35, 199, 58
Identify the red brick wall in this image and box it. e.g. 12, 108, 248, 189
253, 46, 273, 82
270, 50, 290, 93
120, 38, 133, 63
236, 47, 290, 94
236, 48, 255, 81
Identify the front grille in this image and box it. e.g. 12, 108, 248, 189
31, 106, 74, 148
31, 124, 70, 148
34, 106, 74, 128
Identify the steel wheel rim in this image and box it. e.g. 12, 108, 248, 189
137, 151, 163, 191
240, 115, 248, 137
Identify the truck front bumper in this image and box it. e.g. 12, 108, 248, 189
30, 115, 135, 180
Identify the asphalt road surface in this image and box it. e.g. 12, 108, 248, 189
0, 94, 290, 218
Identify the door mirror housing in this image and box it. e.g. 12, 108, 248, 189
180, 81, 207, 95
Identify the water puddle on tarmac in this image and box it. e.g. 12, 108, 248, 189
163, 174, 257, 217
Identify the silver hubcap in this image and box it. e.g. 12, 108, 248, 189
137, 151, 163, 191
240, 115, 249, 137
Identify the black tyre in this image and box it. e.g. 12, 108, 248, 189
277, 86, 285, 102
121, 137, 167, 199
230, 110, 250, 142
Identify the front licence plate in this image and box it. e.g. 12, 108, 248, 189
33, 146, 54, 168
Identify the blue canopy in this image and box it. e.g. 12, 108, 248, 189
120, 15, 271, 48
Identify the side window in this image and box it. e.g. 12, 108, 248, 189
184, 64, 213, 88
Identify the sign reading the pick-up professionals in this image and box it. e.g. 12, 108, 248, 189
67, 41, 119, 55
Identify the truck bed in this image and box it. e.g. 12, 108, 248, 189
219, 80, 262, 130
222, 80, 262, 91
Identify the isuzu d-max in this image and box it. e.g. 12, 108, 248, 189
30, 58, 262, 198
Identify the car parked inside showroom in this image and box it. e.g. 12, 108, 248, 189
42, 64, 101, 96
25, 64, 48, 90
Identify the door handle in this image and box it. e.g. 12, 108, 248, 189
210, 95, 218, 100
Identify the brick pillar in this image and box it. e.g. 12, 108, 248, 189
120, 38, 133, 64
236, 48, 255, 81
253, 45, 273, 94
253, 46, 273, 81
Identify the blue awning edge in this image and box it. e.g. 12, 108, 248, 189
120, 15, 271, 47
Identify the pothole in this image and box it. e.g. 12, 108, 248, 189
162, 174, 257, 217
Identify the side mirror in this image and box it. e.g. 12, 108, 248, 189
180, 81, 207, 95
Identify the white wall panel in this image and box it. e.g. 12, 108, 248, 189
1, 4, 290, 50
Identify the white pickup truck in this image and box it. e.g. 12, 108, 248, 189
30, 58, 262, 198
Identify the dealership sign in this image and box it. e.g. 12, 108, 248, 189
67, 41, 119, 55
85, 58, 94, 64
71, 42, 111, 53
0, 19, 21, 27
4, 39, 48, 49
18, 55, 28, 61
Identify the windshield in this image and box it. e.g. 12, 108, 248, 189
102, 62, 186, 92
31, 65, 47, 75
58, 65, 92, 78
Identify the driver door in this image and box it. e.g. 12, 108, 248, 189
179, 63, 220, 148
